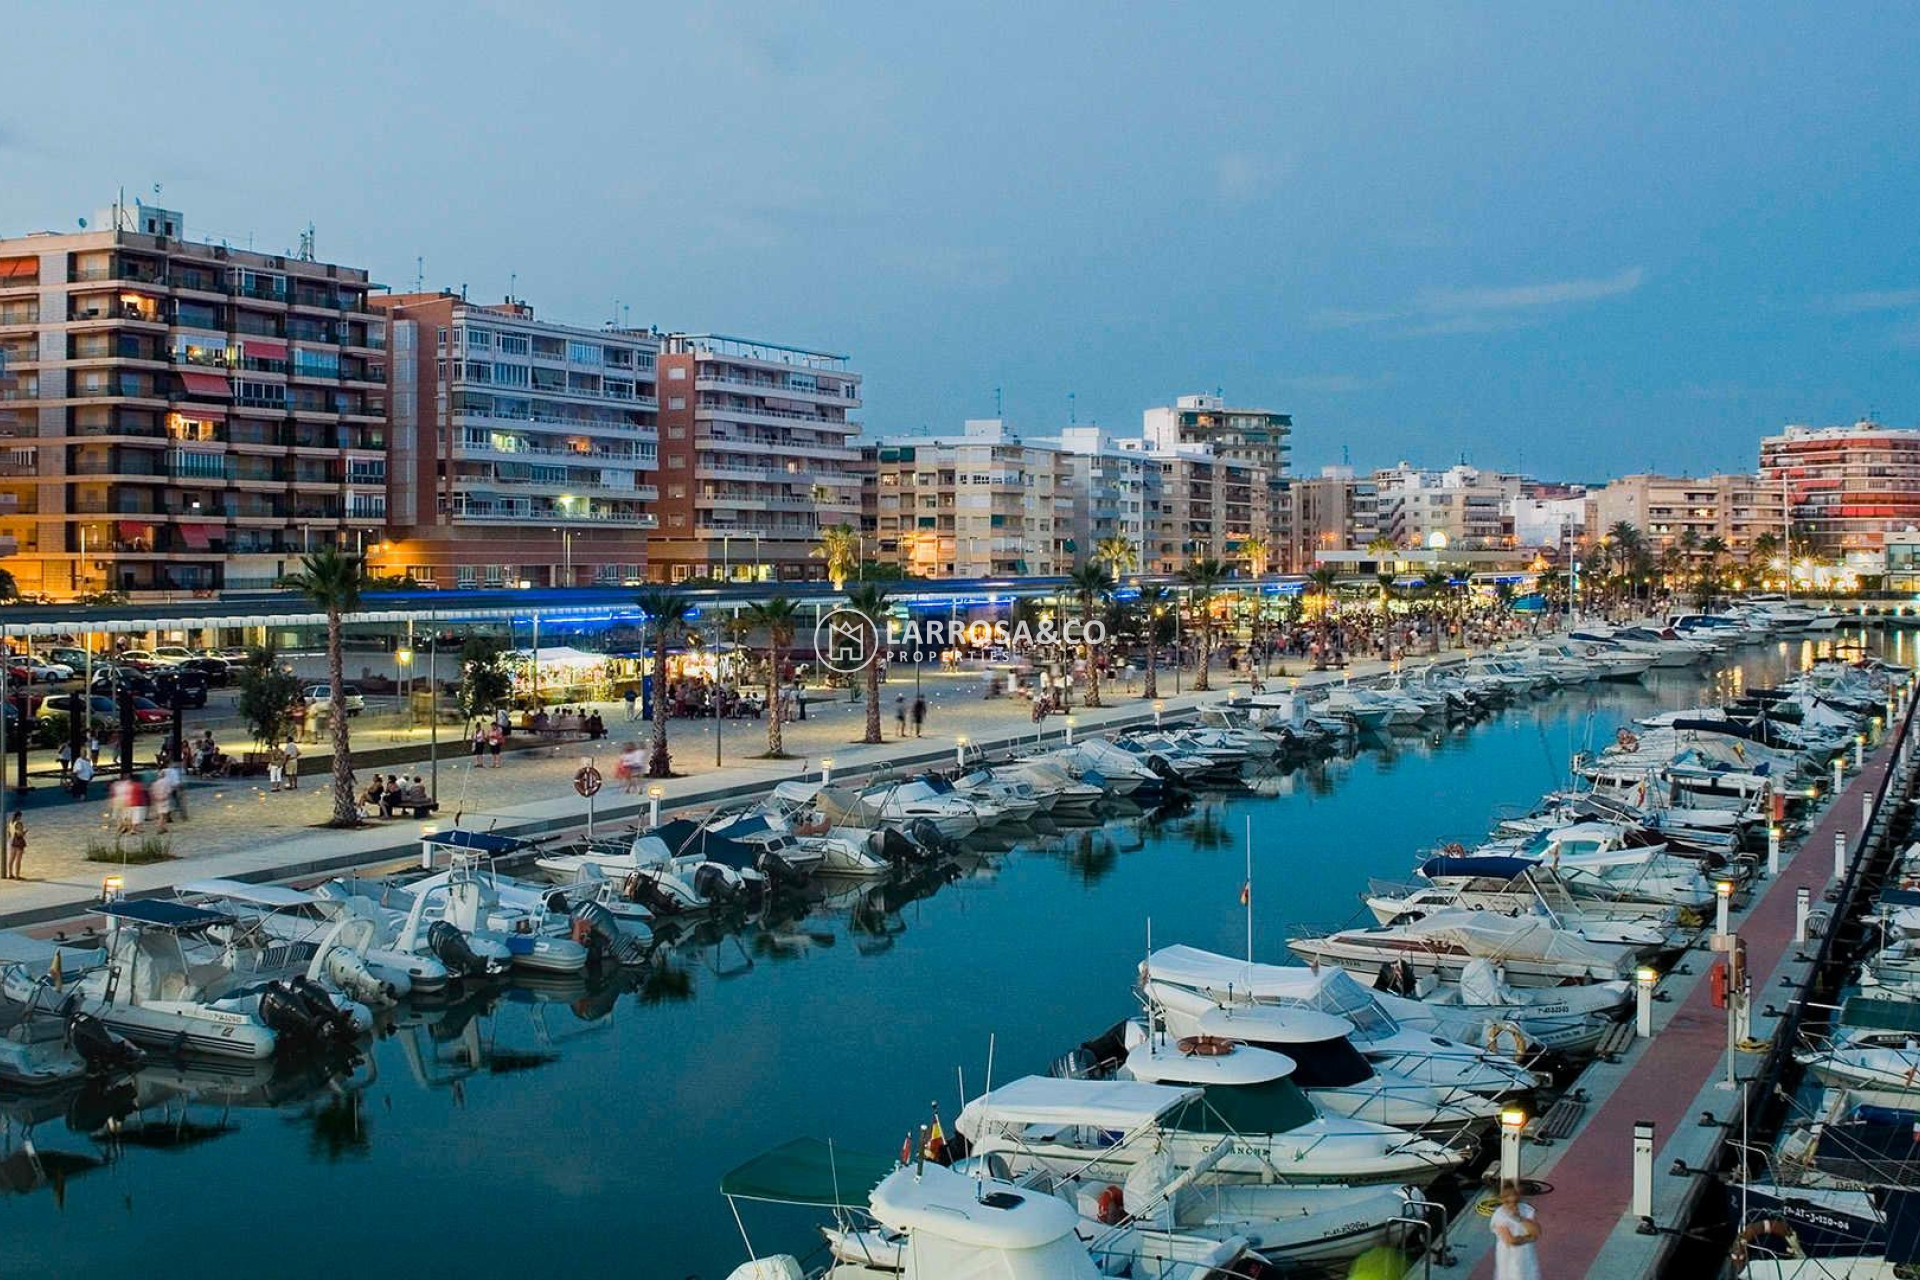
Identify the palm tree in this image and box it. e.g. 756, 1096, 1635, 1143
843, 583, 892, 744
1749, 531, 1780, 588
744, 595, 801, 757
1136, 585, 1174, 700
1308, 566, 1340, 669
1068, 561, 1113, 707
281, 546, 365, 827
634, 589, 693, 777
1699, 535, 1728, 608
812, 523, 862, 590
1240, 535, 1271, 578
1094, 535, 1139, 578
1178, 557, 1226, 692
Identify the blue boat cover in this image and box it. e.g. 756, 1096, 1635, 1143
1418, 855, 1537, 880
422, 828, 528, 854
98, 899, 232, 929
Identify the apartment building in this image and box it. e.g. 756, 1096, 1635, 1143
864, 420, 1071, 578
0, 200, 387, 597
1287, 466, 1381, 568
1043, 426, 1153, 572
1507, 492, 1588, 556
1123, 442, 1273, 574
1589, 472, 1785, 561
1142, 392, 1291, 475
1760, 421, 1920, 560
1373, 463, 1517, 550
368, 292, 657, 589
647, 334, 861, 583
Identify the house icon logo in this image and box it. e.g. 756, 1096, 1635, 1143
816, 607, 878, 676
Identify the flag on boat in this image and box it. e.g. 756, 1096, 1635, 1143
923, 1115, 950, 1166
1239, 881, 1250, 907
49, 952, 62, 989
900, 1131, 914, 1166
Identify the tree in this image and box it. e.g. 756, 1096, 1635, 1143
635, 589, 693, 777
1178, 558, 1226, 692
1749, 531, 1780, 577
1136, 585, 1175, 700
1699, 535, 1729, 608
1094, 535, 1139, 578
1240, 535, 1271, 578
235, 645, 303, 752
281, 546, 365, 827
1308, 566, 1340, 669
456, 636, 514, 722
843, 584, 892, 744
745, 595, 801, 757
1068, 561, 1113, 707
812, 523, 862, 591
0, 566, 17, 602
1538, 566, 1564, 613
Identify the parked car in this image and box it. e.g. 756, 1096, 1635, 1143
152, 669, 209, 709
35, 694, 119, 733
91, 666, 158, 698
301, 683, 366, 716
23, 659, 73, 682
179, 656, 231, 685
45, 646, 92, 670
149, 646, 198, 666
126, 696, 171, 729
114, 649, 163, 669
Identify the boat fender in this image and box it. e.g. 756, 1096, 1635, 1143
1177, 1035, 1238, 1058
1616, 728, 1640, 751
1096, 1184, 1127, 1225
1729, 1218, 1800, 1265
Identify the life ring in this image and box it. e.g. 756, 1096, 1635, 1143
1586, 645, 1600, 658
1096, 1184, 1127, 1225
1444, 842, 1468, 857
1616, 728, 1640, 751
1484, 1020, 1529, 1060
1177, 1035, 1238, 1057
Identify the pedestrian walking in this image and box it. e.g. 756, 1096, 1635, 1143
1490, 1181, 1542, 1280
911, 695, 926, 737
164, 758, 187, 821
86, 731, 101, 766
150, 768, 174, 828
471, 723, 487, 764
6, 812, 23, 880
55, 740, 73, 782
281, 737, 301, 790
624, 687, 639, 722
487, 721, 505, 767
894, 695, 907, 739
71, 753, 94, 801
268, 744, 285, 791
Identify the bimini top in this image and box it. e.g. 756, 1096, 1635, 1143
959, 1076, 1198, 1131
98, 899, 232, 929
179, 878, 318, 908
422, 828, 529, 855
1125, 1038, 1297, 1087
1418, 855, 1536, 882
719, 1137, 897, 1209
1188, 1002, 1355, 1046
868, 1163, 1083, 1253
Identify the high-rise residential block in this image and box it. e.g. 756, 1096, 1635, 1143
1589, 472, 1784, 561
865, 420, 1071, 578
1760, 420, 1920, 560
0, 200, 387, 596
369, 292, 658, 589
649, 335, 861, 583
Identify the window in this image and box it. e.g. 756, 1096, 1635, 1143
456, 566, 477, 588
667, 366, 687, 380
668, 484, 686, 498
295, 348, 341, 379
462, 361, 492, 384
496, 333, 529, 356
668, 455, 686, 468
493, 362, 530, 387
668, 396, 686, 410
465, 328, 492, 349
567, 340, 603, 366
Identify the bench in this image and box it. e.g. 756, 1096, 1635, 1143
1533, 1089, 1589, 1144
373, 798, 439, 820
1595, 1019, 1637, 1063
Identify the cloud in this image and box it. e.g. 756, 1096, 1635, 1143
1311, 267, 1646, 336
1827, 287, 1920, 314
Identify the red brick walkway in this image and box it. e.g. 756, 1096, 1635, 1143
1470, 742, 1898, 1278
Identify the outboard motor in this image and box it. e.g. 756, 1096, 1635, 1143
1145, 755, 1187, 793
427, 919, 496, 978
257, 981, 322, 1043
907, 818, 956, 858
66, 1010, 145, 1074
692, 863, 743, 907
570, 900, 647, 967
322, 947, 399, 1006
290, 976, 361, 1040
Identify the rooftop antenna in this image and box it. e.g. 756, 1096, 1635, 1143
508, 271, 517, 302
297, 223, 315, 262
414, 256, 425, 292
1342, 444, 1351, 466
1068, 391, 1076, 424
994, 386, 1002, 417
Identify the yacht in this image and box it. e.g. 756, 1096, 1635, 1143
1286, 906, 1641, 987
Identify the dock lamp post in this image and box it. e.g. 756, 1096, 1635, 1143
1835, 829, 1848, 881
1064, 715, 1077, 746
1767, 824, 1782, 877
1796, 886, 1812, 943
1636, 966, 1657, 1038
820, 757, 834, 786
1856, 733, 1867, 769
647, 784, 663, 828
1153, 699, 1165, 728
1498, 1108, 1526, 1188
1833, 756, 1845, 794
1632, 1121, 1656, 1228
1715, 880, 1734, 939
955, 736, 968, 769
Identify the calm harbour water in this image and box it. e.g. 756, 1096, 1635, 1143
2, 630, 1901, 1279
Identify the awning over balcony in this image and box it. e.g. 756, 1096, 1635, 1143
177, 371, 232, 398
116, 520, 148, 540
0, 258, 36, 280
178, 524, 219, 551
243, 339, 288, 360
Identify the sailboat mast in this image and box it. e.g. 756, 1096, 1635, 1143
1245, 814, 1254, 964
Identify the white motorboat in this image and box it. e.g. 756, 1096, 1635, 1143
1286, 906, 1640, 987
857, 777, 988, 838
179, 878, 449, 997
312, 877, 513, 980
1322, 685, 1427, 728
996, 758, 1106, 812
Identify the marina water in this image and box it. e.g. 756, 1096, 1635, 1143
2, 632, 1896, 1278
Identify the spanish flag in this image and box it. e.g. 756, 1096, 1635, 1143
1239, 881, 1251, 907
923, 1116, 951, 1167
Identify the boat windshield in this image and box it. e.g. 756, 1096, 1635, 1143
1168, 1078, 1317, 1136
1257, 1035, 1373, 1088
